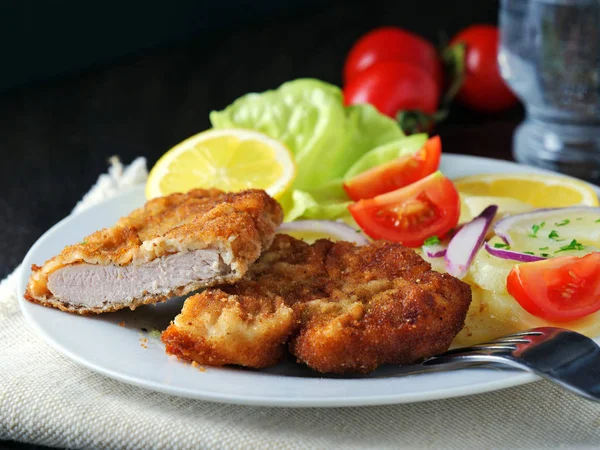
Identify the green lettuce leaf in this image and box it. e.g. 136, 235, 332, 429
279, 179, 350, 222
210, 78, 420, 221
342, 104, 406, 175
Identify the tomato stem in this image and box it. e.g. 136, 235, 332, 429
441, 42, 466, 105
396, 109, 448, 134
395, 42, 465, 134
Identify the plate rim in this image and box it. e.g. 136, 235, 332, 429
17, 154, 599, 407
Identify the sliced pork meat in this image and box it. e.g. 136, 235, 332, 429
46, 249, 229, 310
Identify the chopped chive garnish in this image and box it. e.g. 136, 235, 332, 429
355, 229, 362, 233
555, 219, 570, 227
524, 251, 535, 255
539, 246, 549, 250
541, 253, 550, 257
494, 243, 510, 249
595, 218, 600, 223
548, 230, 560, 240
529, 222, 546, 237
555, 239, 585, 253
424, 236, 441, 246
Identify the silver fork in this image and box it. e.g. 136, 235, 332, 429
387, 327, 600, 402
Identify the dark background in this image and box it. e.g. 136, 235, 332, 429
1, 1, 518, 448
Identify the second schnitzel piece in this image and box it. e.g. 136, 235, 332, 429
162, 235, 472, 374
25, 189, 282, 314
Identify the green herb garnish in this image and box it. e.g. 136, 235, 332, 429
541, 253, 550, 257
555, 239, 585, 253
494, 243, 510, 249
548, 230, 560, 240
576, 217, 583, 221
424, 236, 441, 246
524, 251, 535, 255
595, 218, 600, 223
529, 222, 546, 237
539, 246, 549, 250
555, 219, 570, 227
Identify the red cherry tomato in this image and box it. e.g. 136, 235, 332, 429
344, 27, 443, 90
343, 61, 439, 118
344, 136, 441, 201
449, 25, 518, 113
507, 253, 600, 322
348, 172, 460, 248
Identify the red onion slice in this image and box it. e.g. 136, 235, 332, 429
423, 242, 447, 258
445, 205, 498, 278
494, 207, 600, 245
422, 225, 465, 258
277, 220, 369, 245
484, 242, 545, 262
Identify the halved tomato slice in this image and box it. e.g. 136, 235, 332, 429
348, 171, 460, 247
343, 136, 441, 201
507, 253, 600, 322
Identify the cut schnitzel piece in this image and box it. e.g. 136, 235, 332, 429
162, 234, 472, 374
161, 290, 297, 368
292, 269, 471, 373
25, 189, 283, 315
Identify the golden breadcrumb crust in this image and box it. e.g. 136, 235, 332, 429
162, 290, 297, 368
162, 234, 472, 374
25, 189, 282, 314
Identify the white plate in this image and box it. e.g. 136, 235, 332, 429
17, 154, 600, 407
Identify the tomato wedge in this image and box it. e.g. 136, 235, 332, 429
507, 253, 600, 322
343, 136, 441, 201
348, 172, 460, 247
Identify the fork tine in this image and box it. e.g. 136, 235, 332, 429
490, 337, 531, 344
470, 344, 518, 352
505, 329, 545, 337
443, 343, 517, 355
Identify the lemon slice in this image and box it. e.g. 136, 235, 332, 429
146, 129, 296, 199
454, 173, 599, 208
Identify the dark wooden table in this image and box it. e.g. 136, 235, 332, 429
0, 1, 521, 448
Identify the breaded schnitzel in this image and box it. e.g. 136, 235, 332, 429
25, 189, 282, 315
162, 234, 472, 374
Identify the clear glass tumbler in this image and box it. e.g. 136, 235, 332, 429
499, 0, 600, 181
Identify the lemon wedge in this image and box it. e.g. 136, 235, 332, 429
454, 173, 599, 208
146, 129, 296, 199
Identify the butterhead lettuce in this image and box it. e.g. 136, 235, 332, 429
210, 79, 425, 221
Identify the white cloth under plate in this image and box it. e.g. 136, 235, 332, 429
1, 158, 600, 450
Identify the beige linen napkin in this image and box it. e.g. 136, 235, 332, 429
1, 159, 600, 450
